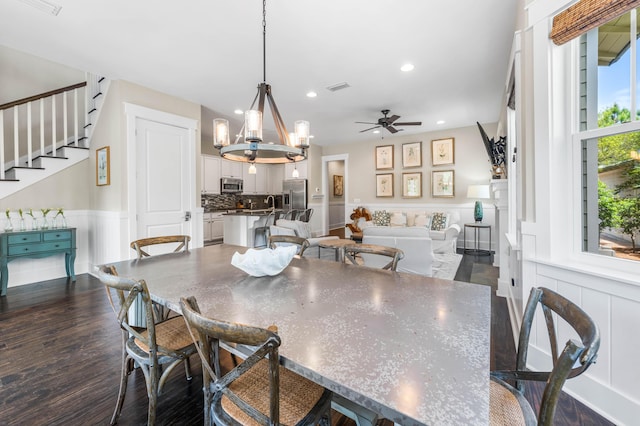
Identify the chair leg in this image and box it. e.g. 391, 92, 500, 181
184, 356, 193, 381
110, 344, 131, 425
147, 362, 159, 426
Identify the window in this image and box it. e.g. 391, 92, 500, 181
579, 8, 640, 263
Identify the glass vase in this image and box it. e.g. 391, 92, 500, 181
57, 216, 67, 228
19, 218, 26, 231
4, 218, 13, 232
41, 217, 49, 230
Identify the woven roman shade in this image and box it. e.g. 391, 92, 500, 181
550, 0, 640, 45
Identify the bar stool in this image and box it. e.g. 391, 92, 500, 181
253, 213, 275, 248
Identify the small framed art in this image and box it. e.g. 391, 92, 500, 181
376, 173, 394, 197
333, 175, 343, 196
402, 142, 422, 168
402, 172, 422, 198
375, 145, 394, 170
96, 146, 110, 186
431, 137, 455, 166
432, 170, 454, 197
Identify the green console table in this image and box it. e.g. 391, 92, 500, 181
0, 228, 76, 296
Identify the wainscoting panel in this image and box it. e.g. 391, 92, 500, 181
329, 202, 345, 230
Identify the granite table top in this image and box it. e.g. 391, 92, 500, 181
105, 244, 490, 425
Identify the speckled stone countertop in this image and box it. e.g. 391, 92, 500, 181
107, 244, 490, 425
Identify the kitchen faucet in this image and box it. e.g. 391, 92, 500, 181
266, 195, 275, 211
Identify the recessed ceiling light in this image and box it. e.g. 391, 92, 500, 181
309, 135, 315, 139
436, 120, 445, 125
401, 63, 415, 72
234, 109, 243, 115
306, 91, 317, 98
373, 130, 380, 134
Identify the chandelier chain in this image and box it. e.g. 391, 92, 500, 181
262, 0, 267, 83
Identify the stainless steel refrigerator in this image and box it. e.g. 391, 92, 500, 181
283, 179, 307, 211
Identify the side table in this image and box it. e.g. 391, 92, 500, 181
463, 223, 491, 256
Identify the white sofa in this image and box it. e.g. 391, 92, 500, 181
354, 209, 461, 254
362, 226, 434, 276
270, 219, 338, 257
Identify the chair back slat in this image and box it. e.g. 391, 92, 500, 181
343, 243, 404, 271
268, 235, 310, 256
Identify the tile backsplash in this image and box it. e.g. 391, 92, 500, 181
202, 194, 282, 211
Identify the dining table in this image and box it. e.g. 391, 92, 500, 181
105, 244, 491, 425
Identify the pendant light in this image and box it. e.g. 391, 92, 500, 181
213, 0, 310, 164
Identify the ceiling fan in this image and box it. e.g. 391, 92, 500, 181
356, 109, 422, 134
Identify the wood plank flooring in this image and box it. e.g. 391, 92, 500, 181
0, 252, 613, 425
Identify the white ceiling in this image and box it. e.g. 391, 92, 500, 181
0, 0, 518, 146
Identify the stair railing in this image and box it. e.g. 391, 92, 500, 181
0, 82, 87, 180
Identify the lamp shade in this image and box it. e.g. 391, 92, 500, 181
467, 184, 490, 199
213, 118, 230, 148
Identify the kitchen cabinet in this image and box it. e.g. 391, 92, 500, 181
201, 155, 221, 194
268, 164, 284, 194
242, 163, 267, 194
284, 160, 307, 179
221, 159, 243, 178
203, 212, 224, 242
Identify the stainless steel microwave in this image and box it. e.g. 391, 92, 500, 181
221, 177, 243, 193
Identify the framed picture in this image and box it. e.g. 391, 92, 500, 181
431, 137, 455, 166
333, 175, 343, 196
432, 170, 455, 197
375, 145, 394, 170
376, 173, 394, 197
402, 142, 422, 168
402, 172, 422, 198
96, 146, 110, 186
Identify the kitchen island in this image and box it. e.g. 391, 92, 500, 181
223, 209, 281, 247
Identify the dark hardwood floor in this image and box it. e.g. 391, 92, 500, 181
0, 252, 613, 425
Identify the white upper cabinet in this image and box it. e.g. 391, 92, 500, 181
269, 164, 284, 194
201, 155, 221, 194
221, 158, 243, 178
242, 163, 268, 194
284, 160, 307, 180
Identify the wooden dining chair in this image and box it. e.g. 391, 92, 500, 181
130, 235, 191, 260
97, 265, 197, 426
490, 287, 600, 425
342, 243, 404, 271
268, 234, 310, 256
179, 296, 332, 426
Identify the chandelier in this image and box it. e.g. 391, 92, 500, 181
213, 0, 310, 167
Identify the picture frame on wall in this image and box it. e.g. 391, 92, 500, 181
375, 145, 394, 170
402, 172, 422, 198
333, 175, 343, 196
376, 173, 394, 197
431, 137, 455, 166
432, 170, 454, 197
402, 142, 422, 168
96, 146, 110, 186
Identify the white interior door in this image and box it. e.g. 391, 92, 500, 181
136, 118, 191, 256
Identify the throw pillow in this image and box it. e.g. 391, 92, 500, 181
372, 210, 391, 226
414, 214, 430, 228
389, 212, 407, 227
430, 212, 448, 231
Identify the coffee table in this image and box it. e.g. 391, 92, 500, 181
318, 238, 355, 262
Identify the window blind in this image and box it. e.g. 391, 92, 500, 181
550, 0, 640, 45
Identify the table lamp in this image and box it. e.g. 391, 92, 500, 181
467, 184, 491, 222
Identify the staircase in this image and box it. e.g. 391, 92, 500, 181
0, 74, 109, 198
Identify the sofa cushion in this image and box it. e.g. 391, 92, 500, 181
429, 230, 446, 240
365, 226, 430, 238
372, 210, 391, 226
430, 212, 448, 231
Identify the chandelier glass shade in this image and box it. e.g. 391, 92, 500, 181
214, 0, 309, 164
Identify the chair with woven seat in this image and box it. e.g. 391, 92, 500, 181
130, 235, 191, 260
490, 286, 600, 425
342, 243, 404, 271
268, 234, 310, 257
179, 296, 332, 426
97, 265, 197, 426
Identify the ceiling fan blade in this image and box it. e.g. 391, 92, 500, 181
386, 115, 400, 124
355, 121, 378, 125
360, 125, 381, 133
386, 126, 399, 134
394, 121, 422, 126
